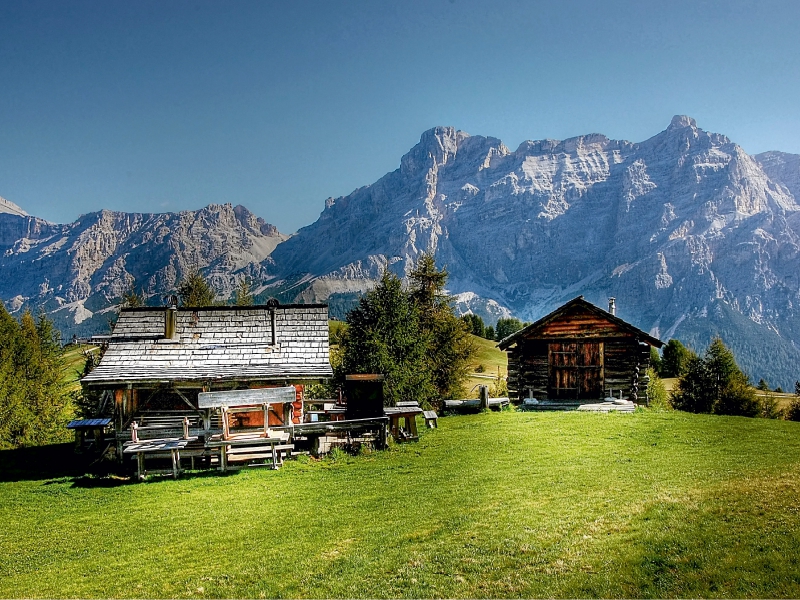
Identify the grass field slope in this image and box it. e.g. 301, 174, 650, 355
1, 410, 799, 598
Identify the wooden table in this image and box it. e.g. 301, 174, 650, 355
384, 405, 423, 441
123, 437, 197, 480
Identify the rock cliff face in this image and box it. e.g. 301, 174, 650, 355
268, 116, 800, 388
0, 204, 287, 336
2, 116, 799, 386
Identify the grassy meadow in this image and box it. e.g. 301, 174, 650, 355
2, 409, 800, 598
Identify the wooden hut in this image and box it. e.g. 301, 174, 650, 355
81, 300, 333, 455
498, 296, 663, 406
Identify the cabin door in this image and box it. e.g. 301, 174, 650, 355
548, 342, 604, 400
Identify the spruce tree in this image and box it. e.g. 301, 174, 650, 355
177, 269, 216, 307
661, 339, 695, 377
233, 278, 254, 306
409, 254, 475, 401
339, 271, 434, 406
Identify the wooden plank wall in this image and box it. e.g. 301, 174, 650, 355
507, 338, 652, 403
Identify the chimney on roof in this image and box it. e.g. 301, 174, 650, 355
266, 297, 280, 345
165, 294, 178, 339
608, 297, 616, 317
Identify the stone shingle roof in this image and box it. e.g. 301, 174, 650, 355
82, 304, 333, 385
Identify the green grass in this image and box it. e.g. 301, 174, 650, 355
61, 344, 93, 393
2, 410, 800, 598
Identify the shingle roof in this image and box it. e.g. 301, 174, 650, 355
497, 296, 663, 350
82, 304, 333, 385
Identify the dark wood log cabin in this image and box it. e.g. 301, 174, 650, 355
498, 297, 663, 405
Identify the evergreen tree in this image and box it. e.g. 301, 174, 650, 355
650, 347, 663, 376
339, 271, 434, 406
661, 339, 696, 377
460, 314, 485, 338
233, 278, 254, 306
0, 304, 72, 448
495, 317, 525, 341
339, 255, 476, 408
484, 325, 495, 341
757, 378, 771, 392
671, 337, 759, 417
408, 254, 475, 401
177, 269, 216, 307
121, 280, 145, 308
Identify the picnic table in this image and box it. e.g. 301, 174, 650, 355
123, 437, 198, 480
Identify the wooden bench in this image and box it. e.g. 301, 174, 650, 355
385, 402, 423, 441
423, 410, 438, 428
206, 435, 294, 471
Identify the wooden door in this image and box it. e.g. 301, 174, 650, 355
577, 342, 603, 400
548, 342, 604, 400
549, 342, 578, 399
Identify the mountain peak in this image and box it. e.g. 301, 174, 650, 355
668, 115, 697, 130
0, 196, 28, 217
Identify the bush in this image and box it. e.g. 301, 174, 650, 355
646, 367, 671, 410
786, 398, 800, 422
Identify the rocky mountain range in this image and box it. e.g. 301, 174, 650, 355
2, 116, 799, 387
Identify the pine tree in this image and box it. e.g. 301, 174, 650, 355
233, 278, 254, 306
177, 269, 216, 307
340, 271, 434, 406
650, 347, 663, 376
671, 337, 759, 417
661, 339, 696, 377
121, 280, 145, 308
495, 317, 525, 341
409, 254, 476, 401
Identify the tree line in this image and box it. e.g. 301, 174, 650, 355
648, 337, 800, 421
460, 314, 528, 342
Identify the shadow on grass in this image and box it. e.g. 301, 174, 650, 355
0, 443, 245, 487
0, 443, 90, 483
68, 468, 242, 488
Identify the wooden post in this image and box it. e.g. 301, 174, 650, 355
222, 407, 230, 440
136, 453, 145, 480
479, 385, 489, 410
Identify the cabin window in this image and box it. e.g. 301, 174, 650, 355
548, 342, 604, 400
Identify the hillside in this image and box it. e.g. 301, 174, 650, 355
1, 411, 799, 597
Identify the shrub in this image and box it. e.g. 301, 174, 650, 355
646, 367, 670, 410
786, 398, 800, 422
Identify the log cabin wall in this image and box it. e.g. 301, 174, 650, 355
502, 298, 659, 404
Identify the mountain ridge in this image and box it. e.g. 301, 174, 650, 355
2, 116, 800, 387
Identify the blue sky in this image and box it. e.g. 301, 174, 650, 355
1, 0, 799, 232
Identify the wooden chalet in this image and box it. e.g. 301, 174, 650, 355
498, 297, 663, 407
81, 300, 338, 469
